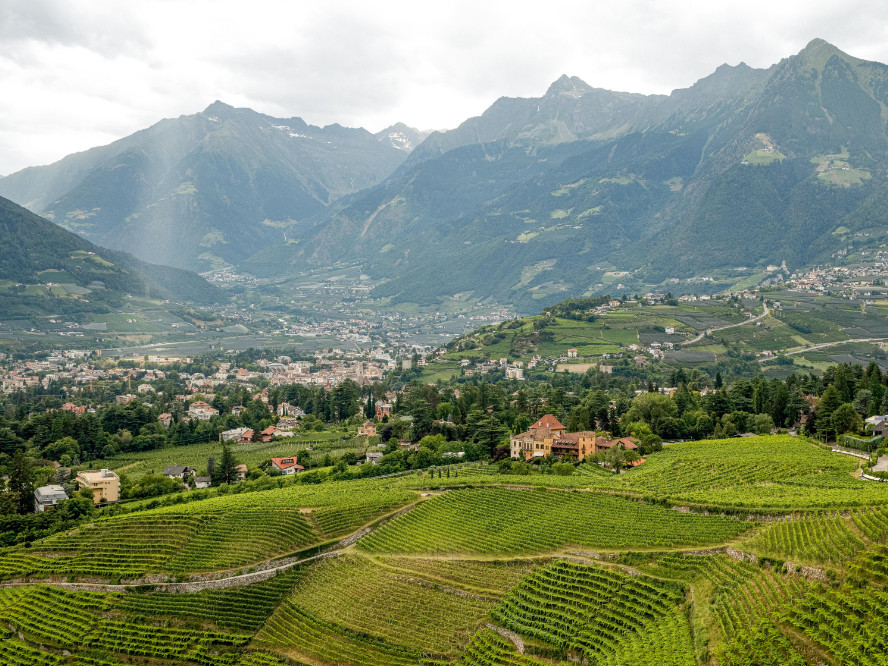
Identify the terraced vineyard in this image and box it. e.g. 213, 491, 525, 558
358, 487, 752, 555
490, 559, 695, 665
388, 435, 888, 510
0, 481, 414, 581
598, 436, 888, 509
2, 435, 888, 664
742, 506, 888, 565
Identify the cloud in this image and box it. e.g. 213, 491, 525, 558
2, 0, 888, 174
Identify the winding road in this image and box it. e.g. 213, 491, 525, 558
682, 303, 770, 346
757, 336, 888, 362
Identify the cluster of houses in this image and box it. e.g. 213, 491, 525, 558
510, 414, 643, 465
34, 468, 122, 512
457, 357, 526, 380
789, 263, 888, 302
0, 348, 400, 399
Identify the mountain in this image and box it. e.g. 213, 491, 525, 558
0, 102, 428, 271
0, 195, 222, 318
246, 39, 888, 312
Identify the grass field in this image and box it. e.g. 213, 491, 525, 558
100, 430, 365, 480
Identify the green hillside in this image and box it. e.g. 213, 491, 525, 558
0, 195, 222, 320
2, 435, 888, 664
417, 290, 888, 382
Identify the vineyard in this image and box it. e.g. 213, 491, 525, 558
390, 436, 888, 510
2, 435, 888, 663
0, 481, 414, 581
357, 487, 752, 555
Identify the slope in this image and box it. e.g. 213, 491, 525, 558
0, 195, 222, 319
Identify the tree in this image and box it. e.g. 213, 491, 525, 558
8, 449, 34, 514
214, 444, 239, 485
832, 403, 863, 437
816, 385, 842, 441
623, 393, 678, 436
852, 389, 873, 418
752, 413, 775, 435
0, 428, 25, 456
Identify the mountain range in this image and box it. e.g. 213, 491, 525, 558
0, 103, 428, 270
4, 39, 888, 313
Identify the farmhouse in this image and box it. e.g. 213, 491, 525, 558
163, 465, 193, 479
270, 457, 305, 475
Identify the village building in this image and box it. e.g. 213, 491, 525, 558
358, 420, 377, 437
188, 400, 219, 420
76, 469, 120, 504
220, 426, 251, 442
270, 457, 305, 475
375, 401, 393, 419
34, 485, 68, 512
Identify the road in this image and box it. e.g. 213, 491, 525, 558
758, 336, 888, 362
682, 304, 770, 346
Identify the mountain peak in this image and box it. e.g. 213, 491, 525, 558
794, 38, 854, 68
545, 75, 593, 98
202, 100, 236, 118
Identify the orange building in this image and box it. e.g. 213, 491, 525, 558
510, 414, 639, 462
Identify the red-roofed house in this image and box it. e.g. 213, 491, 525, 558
528, 414, 566, 435
594, 436, 640, 451
270, 457, 305, 475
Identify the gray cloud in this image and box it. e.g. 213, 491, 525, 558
3, 0, 888, 174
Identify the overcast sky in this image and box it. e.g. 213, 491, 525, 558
2, 0, 888, 175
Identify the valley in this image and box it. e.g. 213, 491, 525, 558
4, 29, 888, 666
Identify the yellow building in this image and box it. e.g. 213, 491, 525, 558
76, 469, 120, 504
